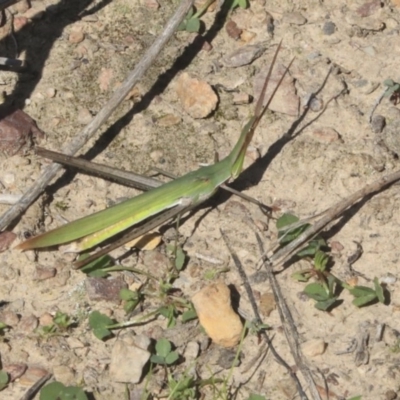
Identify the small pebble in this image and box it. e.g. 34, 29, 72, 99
18, 315, 39, 333
192, 282, 243, 348
232, 92, 251, 105
53, 365, 75, 385
301, 339, 326, 357
380, 273, 397, 285
175, 73, 218, 119
308, 96, 324, 112
240, 30, 256, 42
283, 11, 307, 25
149, 149, 164, 163
143, 0, 160, 9
385, 390, 398, 400
0, 231, 16, 252
259, 292, 276, 317
13, 16, 29, 31
225, 20, 242, 40
322, 21, 336, 35
69, 30, 85, 44
85, 277, 127, 302
34, 265, 56, 281
3, 172, 15, 186
157, 114, 181, 127
311, 127, 341, 142
356, 0, 382, 17
0, 310, 19, 326
223, 43, 266, 68
370, 115, 386, 133
109, 337, 151, 383
77, 108, 92, 125
39, 312, 54, 326
45, 88, 56, 98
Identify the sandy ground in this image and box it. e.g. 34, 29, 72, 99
1, 0, 400, 399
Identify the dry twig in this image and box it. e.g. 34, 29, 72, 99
0, 0, 195, 231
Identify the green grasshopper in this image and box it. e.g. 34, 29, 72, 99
18, 42, 292, 268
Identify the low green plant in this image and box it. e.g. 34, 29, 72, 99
119, 288, 142, 314
39, 311, 75, 336
150, 338, 179, 365
383, 79, 400, 104
39, 381, 87, 400
278, 213, 386, 311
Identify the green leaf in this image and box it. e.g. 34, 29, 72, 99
88, 311, 114, 340
181, 309, 197, 323
0, 322, 7, 331
315, 297, 338, 311
150, 354, 165, 364
237, 0, 248, 8
276, 213, 299, 230
314, 250, 329, 271
384, 78, 395, 87
155, 338, 172, 358
186, 17, 201, 33
0, 370, 9, 391
248, 395, 267, 400
119, 288, 136, 301
347, 396, 362, 400
175, 247, 186, 270
165, 351, 179, 365
348, 285, 375, 298
373, 277, 385, 303
40, 381, 88, 400
304, 283, 329, 301
80, 253, 113, 277
277, 213, 309, 244
352, 293, 377, 307
291, 271, 311, 282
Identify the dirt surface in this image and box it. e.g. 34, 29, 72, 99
1, 0, 400, 399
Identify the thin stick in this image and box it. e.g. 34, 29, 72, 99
220, 229, 309, 400
255, 233, 321, 400
19, 373, 52, 400
0, 0, 195, 231
269, 169, 400, 268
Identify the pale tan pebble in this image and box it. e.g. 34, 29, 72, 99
18, 314, 39, 333
13, 16, 29, 31
77, 108, 93, 125
311, 127, 341, 143
0, 310, 19, 326
282, 11, 307, 25
175, 73, 218, 119
34, 265, 56, 281
45, 88, 56, 98
232, 92, 251, 105
259, 292, 276, 317
192, 281, 243, 347
150, 149, 164, 163
53, 365, 75, 385
68, 29, 85, 44
240, 30, 256, 42
157, 114, 181, 127
142, 0, 160, 9
98, 67, 114, 92
301, 338, 326, 357
109, 337, 151, 383
3, 172, 15, 187
39, 312, 53, 326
